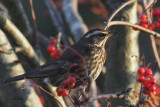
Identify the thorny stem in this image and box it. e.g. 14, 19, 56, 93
28, 0, 38, 46
103, 0, 137, 30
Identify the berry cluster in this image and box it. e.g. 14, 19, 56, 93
56, 88, 69, 96
62, 76, 76, 88
133, 9, 160, 31
137, 67, 157, 96
47, 39, 62, 59
56, 77, 76, 96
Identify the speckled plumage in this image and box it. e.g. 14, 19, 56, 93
4, 29, 112, 88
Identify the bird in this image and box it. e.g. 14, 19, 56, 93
4, 28, 112, 88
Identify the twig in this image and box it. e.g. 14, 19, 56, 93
142, 0, 160, 70
146, 0, 158, 10
103, 0, 137, 30
0, 47, 23, 54
77, 87, 132, 105
21, 80, 64, 107
44, 0, 70, 46
28, 0, 38, 46
56, 32, 62, 49
107, 21, 160, 38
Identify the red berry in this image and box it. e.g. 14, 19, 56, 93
62, 89, 69, 96
62, 80, 69, 86
148, 26, 154, 31
38, 95, 45, 105
50, 52, 57, 59
47, 46, 56, 53
56, 49, 62, 57
140, 14, 147, 20
133, 23, 141, 30
152, 9, 158, 16
145, 69, 152, 77
140, 19, 148, 24
143, 79, 151, 87
138, 68, 145, 75
151, 90, 156, 95
56, 88, 69, 96
67, 77, 76, 88
154, 22, 160, 29
56, 88, 63, 96
143, 88, 151, 96
50, 39, 56, 45
157, 9, 160, 17
142, 24, 148, 29
50, 49, 62, 59
149, 85, 156, 91
137, 75, 145, 83
158, 18, 160, 23
149, 77, 156, 85
149, 24, 155, 30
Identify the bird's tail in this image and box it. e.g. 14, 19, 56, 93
4, 74, 26, 83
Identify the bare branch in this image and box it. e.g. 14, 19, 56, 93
0, 29, 43, 107
44, 0, 70, 46
62, 0, 88, 42
28, 0, 38, 46
0, 47, 23, 54
108, 21, 160, 38
0, 12, 43, 67
1, 0, 32, 37
142, 0, 160, 70
103, 0, 137, 30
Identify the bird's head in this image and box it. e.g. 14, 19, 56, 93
80, 28, 112, 47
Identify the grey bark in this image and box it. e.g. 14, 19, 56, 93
0, 0, 32, 38
0, 30, 43, 107
104, 1, 140, 106
62, 0, 88, 41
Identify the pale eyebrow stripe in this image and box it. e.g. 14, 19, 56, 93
85, 31, 101, 38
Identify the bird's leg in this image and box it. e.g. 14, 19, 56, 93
74, 76, 93, 105
86, 75, 93, 95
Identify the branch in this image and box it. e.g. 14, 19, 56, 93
0, 47, 23, 54
44, 0, 70, 46
0, 11, 43, 67
108, 21, 160, 38
76, 87, 132, 105
142, 0, 160, 70
0, 29, 43, 107
1, 0, 32, 37
103, 0, 137, 30
62, 0, 88, 42
28, 0, 38, 46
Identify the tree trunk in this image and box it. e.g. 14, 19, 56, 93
104, 1, 140, 106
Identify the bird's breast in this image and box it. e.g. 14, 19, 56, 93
86, 48, 106, 80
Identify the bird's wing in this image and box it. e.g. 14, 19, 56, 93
4, 46, 85, 83
4, 60, 69, 83
25, 59, 69, 78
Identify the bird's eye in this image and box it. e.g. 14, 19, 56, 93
99, 33, 106, 36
